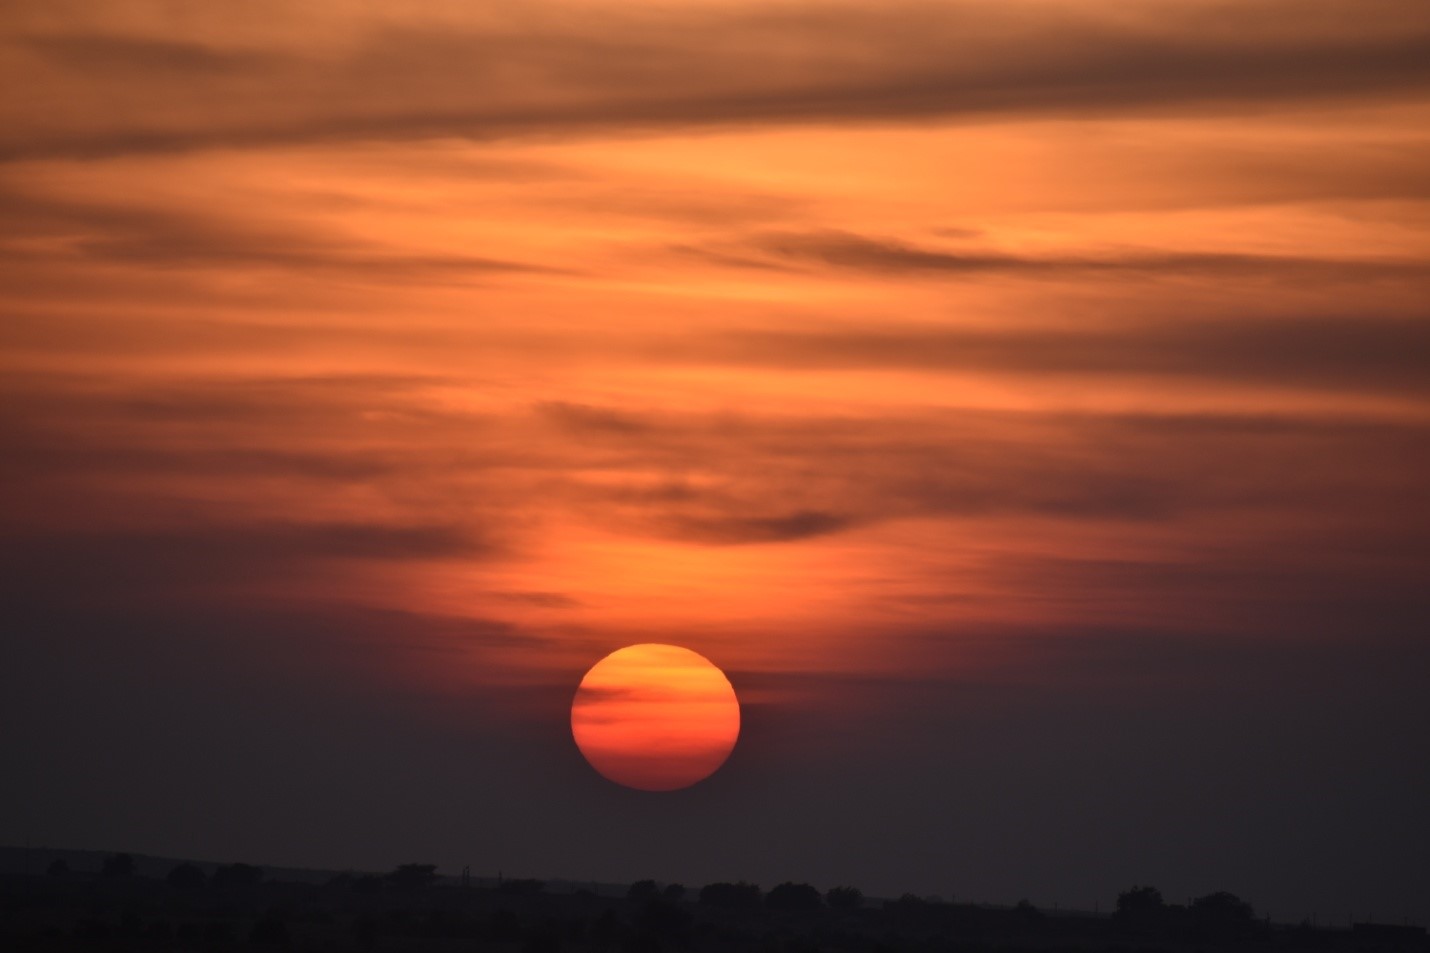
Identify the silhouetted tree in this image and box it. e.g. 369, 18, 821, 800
662, 882, 685, 902
166, 863, 207, 890
211, 862, 263, 888
387, 863, 437, 889
885, 893, 954, 929
699, 881, 762, 909
767, 882, 823, 912
826, 886, 863, 910
101, 853, 134, 878
1013, 899, 1044, 923
1116, 885, 1165, 917
627, 879, 660, 902
46, 858, 70, 877
1184, 892, 1260, 942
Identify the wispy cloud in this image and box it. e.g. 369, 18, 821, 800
4, 1, 1429, 159
0, 188, 562, 279
683, 312, 1430, 396
708, 230, 1430, 283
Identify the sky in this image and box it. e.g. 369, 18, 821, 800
2, 0, 1429, 925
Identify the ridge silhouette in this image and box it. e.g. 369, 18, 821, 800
1, 847, 1425, 952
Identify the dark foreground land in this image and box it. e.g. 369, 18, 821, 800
2, 850, 1425, 953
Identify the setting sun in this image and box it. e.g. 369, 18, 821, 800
571, 645, 741, 792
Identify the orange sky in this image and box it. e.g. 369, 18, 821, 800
2, 0, 1429, 922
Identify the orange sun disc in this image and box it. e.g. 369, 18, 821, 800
571, 644, 741, 792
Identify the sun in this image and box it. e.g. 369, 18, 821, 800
571, 644, 741, 792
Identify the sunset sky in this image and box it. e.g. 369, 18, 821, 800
3, 0, 1429, 925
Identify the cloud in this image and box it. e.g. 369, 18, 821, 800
0, 372, 472, 486
538, 401, 657, 436
570, 684, 643, 705
6, 363, 1425, 576
491, 590, 584, 609
3, 1, 1428, 159
658, 509, 855, 545
697, 229, 1430, 282
2, 521, 492, 594
682, 312, 1430, 396
21, 31, 293, 76
0, 188, 561, 280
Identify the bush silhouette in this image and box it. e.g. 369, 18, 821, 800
167, 863, 207, 890
211, 862, 263, 888
47, 858, 70, 878
886, 893, 949, 921
766, 882, 823, 912
627, 879, 660, 902
662, 882, 685, 902
1115, 885, 1165, 921
1014, 899, 1044, 923
101, 853, 134, 878
387, 863, 437, 889
826, 886, 862, 910
349, 874, 384, 893
1115, 881, 1161, 910
699, 881, 762, 909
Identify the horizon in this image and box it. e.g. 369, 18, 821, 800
3, 843, 1413, 928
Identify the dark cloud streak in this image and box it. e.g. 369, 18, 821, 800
723, 230, 1430, 281
687, 313, 1430, 396
0, 188, 562, 279
4, 1, 1429, 159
